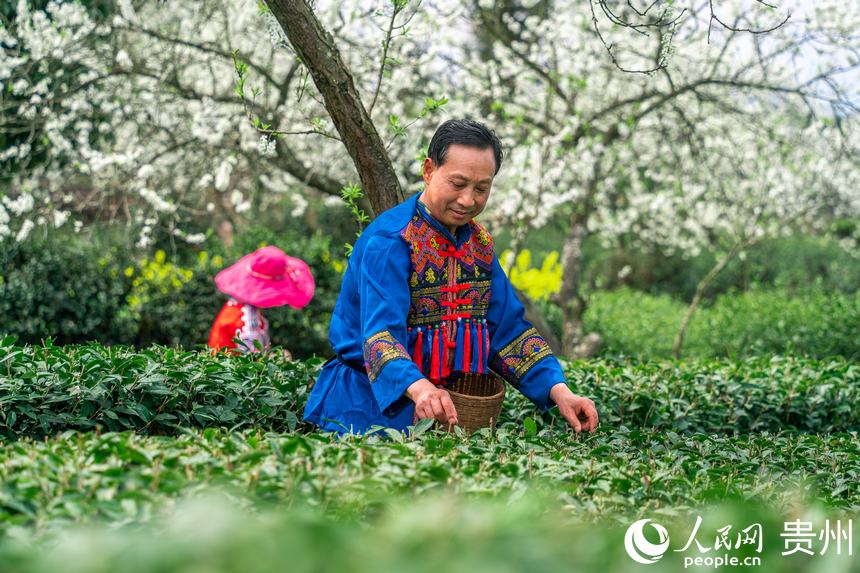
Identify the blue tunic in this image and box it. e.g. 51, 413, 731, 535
303, 193, 566, 434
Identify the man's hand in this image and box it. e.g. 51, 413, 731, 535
406, 378, 458, 426
550, 382, 599, 433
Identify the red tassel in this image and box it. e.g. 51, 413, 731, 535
476, 321, 484, 374
412, 327, 424, 374
441, 326, 450, 379
430, 327, 440, 381
484, 320, 490, 368
462, 320, 471, 373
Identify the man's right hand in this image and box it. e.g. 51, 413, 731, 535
406, 378, 458, 426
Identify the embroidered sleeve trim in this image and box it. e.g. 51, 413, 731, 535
489, 327, 553, 384
363, 330, 411, 382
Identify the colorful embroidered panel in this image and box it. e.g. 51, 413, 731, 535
408, 280, 492, 326
363, 330, 411, 382
489, 327, 553, 384
401, 215, 447, 285
469, 222, 495, 270
445, 221, 494, 280
401, 217, 494, 282
400, 214, 495, 327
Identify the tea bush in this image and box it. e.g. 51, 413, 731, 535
2, 339, 859, 439
584, 287, 860, 360
3, 490, 846, 573
1, 341, 858, 569
0, 338, 318, 439
0, 427, 857, 537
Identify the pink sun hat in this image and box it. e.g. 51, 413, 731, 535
215, 246, 315, 309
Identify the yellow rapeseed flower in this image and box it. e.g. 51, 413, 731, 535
499, 248, 562, 301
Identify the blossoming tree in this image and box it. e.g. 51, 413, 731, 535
3, 0, 857, 358
449, 0, 860, 355
0, 0, 445, 245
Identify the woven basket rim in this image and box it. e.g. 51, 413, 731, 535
447, 387, 505, 401
446, 377, 505, 401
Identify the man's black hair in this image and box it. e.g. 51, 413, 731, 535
427, 119, 504, 175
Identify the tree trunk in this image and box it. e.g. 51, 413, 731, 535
558, 208, 598, 357
557, 167, 603, 359
216, 220, 234, 249
672, 238, 757, 359
266, 0, 403, 216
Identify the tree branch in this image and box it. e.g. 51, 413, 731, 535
265, 0, 404, 216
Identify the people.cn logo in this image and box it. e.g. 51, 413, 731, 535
625, 519, 671, 565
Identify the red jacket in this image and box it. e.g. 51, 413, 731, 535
208, 299, 270, 353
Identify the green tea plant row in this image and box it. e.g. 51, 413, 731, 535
584, 287, 860, 360
2, 339, 859, 438
0, 339, 316, 439
2, 427, 858, 535
3, 491, 855, 573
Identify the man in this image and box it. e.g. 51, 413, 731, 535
303, 119, 599, 435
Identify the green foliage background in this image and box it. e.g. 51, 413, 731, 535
0, 226, 343, 358
3, 225, 859, 361
583, 287, 860, 360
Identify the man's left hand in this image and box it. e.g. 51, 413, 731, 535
549, 383, 599, 433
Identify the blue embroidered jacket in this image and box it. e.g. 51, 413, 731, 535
303, 193, 565, 433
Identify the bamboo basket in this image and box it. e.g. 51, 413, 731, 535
443, 372, 506, 433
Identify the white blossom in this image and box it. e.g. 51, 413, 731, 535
290, 192, 308, 217
258, 135, 277, 157
3, 193, 35, 216
137, 164, 155, 179
139, 188, 175, 213
214, 159, 235, 192
52, 210, 69, 228
229, 190, 244, 207
16, 219, 35, 242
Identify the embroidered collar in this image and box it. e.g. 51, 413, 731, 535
415, 193, 473, 247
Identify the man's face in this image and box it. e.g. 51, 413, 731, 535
422, 144, 496, 233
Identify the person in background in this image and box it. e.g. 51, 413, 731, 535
208, 245, 314, 356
